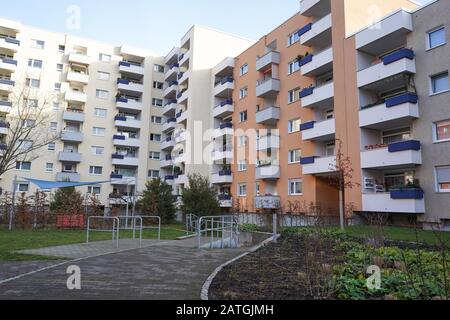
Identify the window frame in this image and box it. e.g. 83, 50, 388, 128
288, 179, 303, 196
430, 72, 450, 95
427, 26, 446, 50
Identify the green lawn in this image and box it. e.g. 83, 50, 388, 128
0, 224, 188, 262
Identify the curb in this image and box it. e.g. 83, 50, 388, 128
200, 235, 279, 301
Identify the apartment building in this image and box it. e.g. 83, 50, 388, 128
160, 26, 252, 198
0, 17, 165, 211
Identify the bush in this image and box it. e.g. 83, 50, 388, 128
181, 173, 220, 217
137, 178, 176, 223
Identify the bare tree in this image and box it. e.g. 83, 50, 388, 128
0, 85, 60, 177
328, 139, 360, 230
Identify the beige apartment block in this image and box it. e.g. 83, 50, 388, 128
0, 17, 164, 211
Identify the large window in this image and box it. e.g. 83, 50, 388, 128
436, 166, 450, 193
288, 88, 300, 103
239, 111, 248, 123
31, 39, 45, 49
238, 160, 247, 172
238, 183, 247, 197
434, 120, 450, 142
289, 179, 303, 195
28, 59, 43, 69
96, 89, 109, 99
97, 71, 110, 81
16, 161, 31, 171
288, 59, 300, 75
288, 31, 300, 46
89, 166, 103, 175
239, 87, 248, 99
26, 78, 40, 88
288, 119, 301, 133
431, 72, 449, 94
92, 127, 106, 136
240, 64, 248, 76
88, 186, 101, 195
288, 149, 301, 164
91, 146, 104, 155
154, 64, 164, 73
427, 27, 446, 49
99, 53, 111, 62
382, 127, 411, 144
94, 108, 107, 118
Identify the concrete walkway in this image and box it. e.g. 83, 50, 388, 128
0, 238, 249, 300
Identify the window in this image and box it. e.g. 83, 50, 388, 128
50, 122, 57, 132
382, 127, 411, 144
152, 98, 163, 107
94, 108, 107, 118
97, 71, 110, 81
148, 170, 160, 178
149, 151, 161, 160
53, 102, 60, 111
238, 160, 247, 172
436, 166, 450, 192
46, 163, 54, 172
239, 87, 248, 99
289, 179, 303, 195
25, 99, 38, 108
28, 59, 43, 69
288, 31, 300, 46
288, 59, 300, 74
99, 53, 111, 62
431, 72, 449, 94
238, 135, 247, 147
89, 166, 103, 175
153, 81, 164, 89
16, 161, 31, 171
288, 119, 301, 133
288, 88, 300, 103
326, 109, 334, 120
154, 64, 164, 73
91, 146, 104, 155
47, 143, 56, 151
150, 133, 162, 142
325, 142, 336, 157
26, 78, 40, 88
240, 64, 248, 76
96, 89, 109, 99
56, 64, 63, 72
16, 183, 29, 192
58, 45, 65, 53
151, 116, 162, 124
238, 183, 247, 197
31, 39, 45, 49
428, 27, 446, 49
88, 186, 101, 194
92, 127, 106, 136
434, 120, 450, 142
54, 83, 61, 92
22, 119, 35, 128
239, 111, 248, 123
288, 149, 302, 164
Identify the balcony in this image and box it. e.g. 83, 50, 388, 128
63, 110, 85, 123
300, 13, 332, 47
178, 71, 190, 85
61, 131, 84, 143
256, 78, 280, 98
113, 135, 141, 148
300, 47, 333, 77
213, 123, 233, 139
176, 110, 187, 124
212, 149, 233, 163
177, 89, 189, 104
174, 153, 186, 164
119, 61, 144, 76
300, 118, 335, 141
256, 106, 281, 125
362, 192, 425, 214
299, 0, 331, 18
161, 137, 175, 151
256, 51, 280, 72
301, 156, 336, 175
256, 165, 280, 180
361, 140, 422, 170
56, 172, 81, 182
65, 91, 87, 103
111, 154, 139, 166
359, 92, 419, 130
164, 82, 178, 98
114, 116, 142, 129
257, 135, 280, 151
213, 100, 234, 119
68, 53, 90, 65
0, 37, 20, 52
164, 64, 179, 81
175, 130, 187, 143
165, 47, 180, 65
0, 122, 9, 135
110, 175, 137, 185
0, 57, 17, 72
174, 174, 188, 185
0, 100, 12, 113
116, 97, 143, 112
301, 82, 334, 109
214, 77, 234, 98
255, 196, 281, 210
163, 100, 177, 116
178, 51, 190, 67
160, 156, 174, 169
211, 171, 233, 184
218, 195, 233, 208
162, 119, 176, 133
357, 49, 416, 89
117, 79, 144, 94
67, 71, 89, 84
0, 79, 14, 92
58, 152, 82, 163
356, 10, 413, 56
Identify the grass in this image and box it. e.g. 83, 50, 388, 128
0, 224, 187, 262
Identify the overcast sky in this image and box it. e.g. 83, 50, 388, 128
1, 0, 431, 55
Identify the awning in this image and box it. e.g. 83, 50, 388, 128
23, 178, 112, 190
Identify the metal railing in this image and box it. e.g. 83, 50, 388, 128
197, 215, 239, 249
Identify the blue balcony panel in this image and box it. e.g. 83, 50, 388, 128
386, 92, 418, 108
390, 189, 424, 200
112, 154, 125, 160
300, 156, 316, 165
300, 121, 315, 131
388, 140, 421, 153
299, 54, 313, 67
219, 170, 232, 176
297, 23, 312, 37
383, 48, 415, 65
300, 87, 315, 98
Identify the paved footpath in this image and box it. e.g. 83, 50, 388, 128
0, 238, 248, 300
